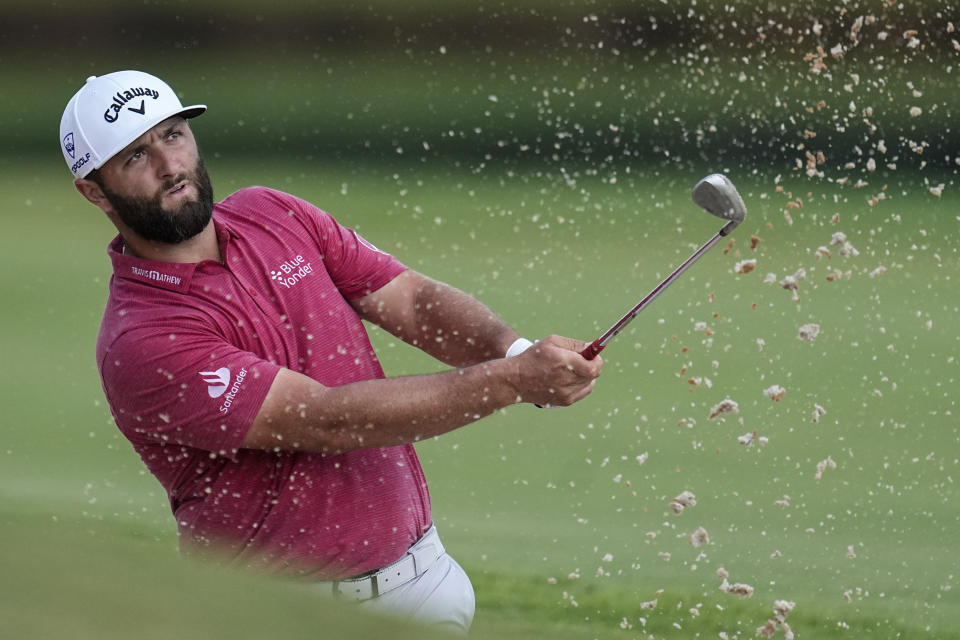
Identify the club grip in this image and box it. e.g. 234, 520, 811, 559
581, 339, 604, 361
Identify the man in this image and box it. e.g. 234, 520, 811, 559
60, 70, 602, 633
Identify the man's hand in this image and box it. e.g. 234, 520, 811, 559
506, 335, 603, 407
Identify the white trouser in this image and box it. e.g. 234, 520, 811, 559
318, 526, 476, 635
360, 551, 475, 635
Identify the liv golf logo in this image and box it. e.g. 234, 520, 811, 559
271, 255, 314, 289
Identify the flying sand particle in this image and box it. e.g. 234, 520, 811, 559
797, 324, 820, 342
735, 259, 757, 274
709, 398, 739, 420
812, 404, 827, 423
719, 578, 754, 598
815, 456, 837, 480
764, 385, 786, 401
670, 490, 697, 514
689, 526, 709, 547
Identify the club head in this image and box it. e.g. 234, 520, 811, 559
692, 174, 747, 236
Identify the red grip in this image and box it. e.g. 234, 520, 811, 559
581, 339, 604, 360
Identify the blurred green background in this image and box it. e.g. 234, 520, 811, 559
2, 1, 958, 638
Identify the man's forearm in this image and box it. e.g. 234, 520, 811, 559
353, 270, 520, 367
245, 359, 522, 454
408, 278, 519, 366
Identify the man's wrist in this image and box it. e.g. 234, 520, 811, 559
505, 337, 534, 358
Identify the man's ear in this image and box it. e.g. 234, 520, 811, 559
75, 178, 112, 213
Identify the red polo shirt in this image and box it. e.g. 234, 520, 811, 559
96, 186, 431, 579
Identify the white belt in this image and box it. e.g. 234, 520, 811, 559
331, 526, 444, 601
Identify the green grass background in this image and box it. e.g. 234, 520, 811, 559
3, 1, 959, 638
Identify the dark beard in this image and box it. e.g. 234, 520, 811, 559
101, 157, 215, 245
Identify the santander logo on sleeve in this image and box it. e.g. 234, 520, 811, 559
199, 366, 248, 414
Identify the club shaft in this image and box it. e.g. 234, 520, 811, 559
581, 230, 725, 360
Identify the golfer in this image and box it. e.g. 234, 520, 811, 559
60, 70, 602, 633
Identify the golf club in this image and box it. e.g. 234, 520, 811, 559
580, 173, 747, 360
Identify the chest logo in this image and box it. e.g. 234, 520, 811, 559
270, 254, 314, 289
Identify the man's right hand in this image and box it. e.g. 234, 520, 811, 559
506, 335, 603, 408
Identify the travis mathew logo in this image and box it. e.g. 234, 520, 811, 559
270, 255, 314, 289
131, 265, 182, 286
199, 366, 248, 414
103, 86, 161, 123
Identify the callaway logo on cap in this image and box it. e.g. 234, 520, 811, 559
59, 70, 206, 179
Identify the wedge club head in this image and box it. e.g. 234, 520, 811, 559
692, 173, 747, 236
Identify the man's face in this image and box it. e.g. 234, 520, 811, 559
95, 118, 214, 245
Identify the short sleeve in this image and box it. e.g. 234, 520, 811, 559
99, 324, 282, 460
277, 192, 408, 299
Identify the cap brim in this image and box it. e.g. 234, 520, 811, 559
178, 105, 206, 120
91, 104, 207, 173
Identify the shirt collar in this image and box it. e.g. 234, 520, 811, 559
107, 215, 236, 293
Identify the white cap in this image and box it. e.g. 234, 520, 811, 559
59, 70, 206, 179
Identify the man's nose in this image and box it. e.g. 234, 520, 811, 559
155, 148, 182, 179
